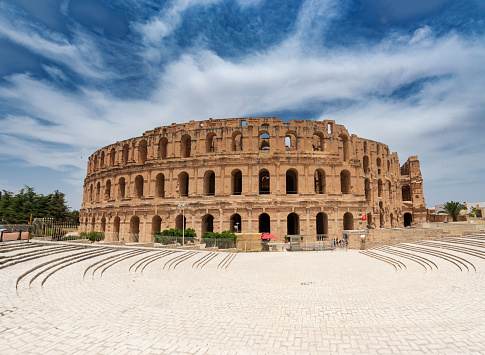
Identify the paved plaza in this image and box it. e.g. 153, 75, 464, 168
1, 236, 485, 354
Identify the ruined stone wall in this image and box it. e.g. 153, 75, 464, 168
79, 117, 426, 243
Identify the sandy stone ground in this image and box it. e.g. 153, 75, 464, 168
1, 237, 485, 354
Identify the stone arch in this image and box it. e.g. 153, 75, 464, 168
339, 134, 349, 161
314, 169, 326, 194
380, 211, 385, 228
259, 131, 270, 150
202, 214, 214, 234
204, 170, 216, 196
232, 131, 243, 152
159, 137, 168, 159
101, 217, 106, 232
404, 213, 412, 227
206, 132, 216, 153
230, 213, 242, 233
181, 134, 191, 158
91, 216, 95, 232
286, 169, 298, 194
378, 179, 383, 198
100, 151, 105, 168
94, 155, 99, 170
285, 131, 298, 150
155, 173, 165, 197
118, 177, 126, 199
340, 169, 351, 194
231, 169, 242, 195
402, 185, 412, 201
152, 215, 162, 235
387, 160, 390, 172
343, 212, 354, 230
122, 144, 129, 165
259, 169, 270, 194
259, 213, 270, 233
105, 179, 111, 200
109, 147, 116, 167
138, 140, 148, 164
390, 213, 394, 228
376, 157, 382, 175
96, 181, 101, 201
175, 215, 186, 230
113, 216, 120, 241
316, 212, 328, 235
135, 175, 144, 198
178, 172, 189, 197
387, 181, 392, 201
377, 144, 381, 155
363, 155, 369, 173
312, 132, 324, 151
129, 216, 140, 242
89, 184, 93, 202
365, 178, 371, 202
364, 141, 368, 154
287, 212, 299, 235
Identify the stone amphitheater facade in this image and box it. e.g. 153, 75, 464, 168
79, 117, 426, 243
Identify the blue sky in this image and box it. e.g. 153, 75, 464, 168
1, 0, 484, 211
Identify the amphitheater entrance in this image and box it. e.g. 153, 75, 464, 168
230, 213, 242, 233
152, 215, 162, 234
287, 213, 299, 236
259, 213, 270, 233
202, 214, 214, 234
316, 212, 328, 236
175, 215, 186, 230
130, 216, 140, 242
113, 217, 120, 241
404, 213, 412, 227
286, 170, 298, 194
343, 212, 354, 230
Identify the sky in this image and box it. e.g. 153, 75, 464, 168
0, 0, 484, 211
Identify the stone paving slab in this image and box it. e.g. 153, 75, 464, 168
1, 238, 485, 354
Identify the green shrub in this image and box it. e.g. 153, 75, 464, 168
87, 231, 105, 243
154, 228, 197, 244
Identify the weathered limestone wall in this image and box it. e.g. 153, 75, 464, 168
347, 228, 445, 250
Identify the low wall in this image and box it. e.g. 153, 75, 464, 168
236, 233, 262, 252
1, 232, 29, 242
421, 221, 485, 234
347, 228, 445, 250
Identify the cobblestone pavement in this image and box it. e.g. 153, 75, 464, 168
1, 236, 485, 354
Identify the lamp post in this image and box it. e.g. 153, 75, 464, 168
178, 203, 189, 246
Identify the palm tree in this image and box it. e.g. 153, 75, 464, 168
438, 201, 467, 221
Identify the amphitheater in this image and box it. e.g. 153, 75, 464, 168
79, 117, 426, 243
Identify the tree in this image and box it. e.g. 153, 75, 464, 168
438, 201, 467, 221
468, 207, 482, 218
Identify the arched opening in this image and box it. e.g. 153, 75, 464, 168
101, 217, 106, 232
259, 213, 270, 233
175, 215, 186, 230
404, 213, 412, 227
181, 134, 191, 158
388, 181, 392, 201
259, 131, 270, 150
206, 132, 216, 153
91, 217, 95, 232
285, 131, 297, 150
364, 141, 368, 154
339, 134, 349, 161
231, 169, 242, 195
96, 182, 101, 201
287, 213, 299, 235
204, 170, 215, 196
286, 169, 298, 194
89, 184, 93, 202
138, 140, 147, 164
159, 137, 168, 159
387, 160, 390, 172
340, 170, 351, 194
113, 216, 120, 241
155, 173, 165, 197
232, 131, 243, 152
314, 169, 326, 194
377, 157, 382, 175
100, 151, 105, 168
178, 172, 189, 197
376, 144, 380, 155
380, 212, 385, 228
230, 213, 242, 233
94, 155, 98, 170
316, 212, 328, 235
363, 155, 369, 173
343, 212, 354, 230
118, 177, 126, 199
105, 180, 111, 200
259, 169, 270, 194
402, 185, 412, 201
390, 213, 394, 228
365, 178, 371, 202
378, 179, 383, 198
152, 215, 162, 235
135, 175, 144, 198
129, 216, 140, 242
202, 214, 214, 234
109, 148, 116, 166
312, 132, 324, 151
122, 144, 129, 165
367, 213, 373, 228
